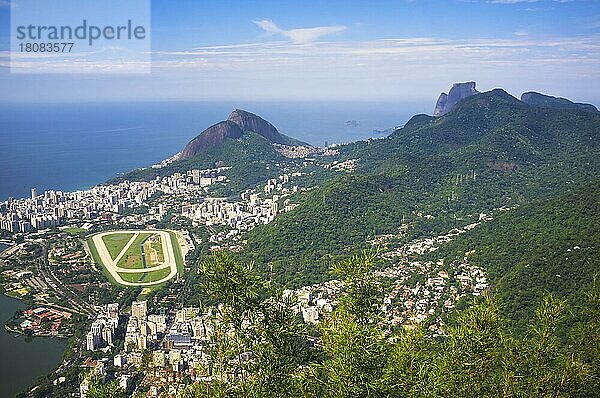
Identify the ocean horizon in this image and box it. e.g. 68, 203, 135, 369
0, 100, 430, 201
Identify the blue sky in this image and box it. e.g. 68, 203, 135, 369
1, 0, 600, 103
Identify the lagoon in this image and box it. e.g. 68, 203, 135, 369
0, 294, 67, 397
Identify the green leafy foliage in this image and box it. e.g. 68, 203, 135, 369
183, 253, 600, 398
331, 251, 382, 325
189, 253, 313, 398
81, 374, 126, 398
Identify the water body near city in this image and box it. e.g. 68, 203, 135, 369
0, 293, 68, 397
1, 243, 67, 397
0, 100, 428, 394
0, 100, 429, 201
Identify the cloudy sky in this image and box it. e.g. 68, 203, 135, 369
1, 0, 599, 103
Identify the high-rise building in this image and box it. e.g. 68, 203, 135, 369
86, 331, 96, 351
192, 169, 200, 184
131, 300, 147, 320
148, 314, 167, 333
106, 303, 119, 320
114, 354, 127, 367
91, 321, 102, 336
102, 326, 113, 346
31, 188, 37, 200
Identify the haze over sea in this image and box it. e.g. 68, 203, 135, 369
0, 101, 428, 201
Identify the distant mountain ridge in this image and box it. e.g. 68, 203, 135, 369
432, 82, 598, 118
521, 91, 598, 113
181, 109, 308, 160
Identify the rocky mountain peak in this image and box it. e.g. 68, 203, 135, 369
227, 109, 306, 146
180, 120, 243, 160
433, 82, 479, 117
227, 109, 281, 143
179, 109, 308, 160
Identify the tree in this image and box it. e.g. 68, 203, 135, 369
244, 292, 313, 398
317, 251, 389, 397
199, 251, 262, 323
184, 253, 600, 398
516, 294, 594, 398
330, 251, 382, 325
83, 374, 125, 398
190, 252, 313, 398
431, 295, 507, 397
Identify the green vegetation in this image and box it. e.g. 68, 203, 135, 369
116, 233, 152, 269
62, 227, 87, 235
101, 232, 134, 261
118, 267, 171, 284
81, 374, 126, 398
244, 90, 600, 288
430, 180, 600, 331
180, 252, 600, 398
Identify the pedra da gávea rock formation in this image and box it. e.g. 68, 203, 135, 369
433, 82, 479, 117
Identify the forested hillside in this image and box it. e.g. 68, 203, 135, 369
430, 180, 600, 331
245, 90, 600, 288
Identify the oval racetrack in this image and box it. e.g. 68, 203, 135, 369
90, 230, 179, 286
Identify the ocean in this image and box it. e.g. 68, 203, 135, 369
0, 100, 430, 201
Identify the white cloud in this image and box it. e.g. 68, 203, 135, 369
5, 34, 599, 102
253, 19, 282, 36
253, 19, 347, 44
146, 36, 600, 98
